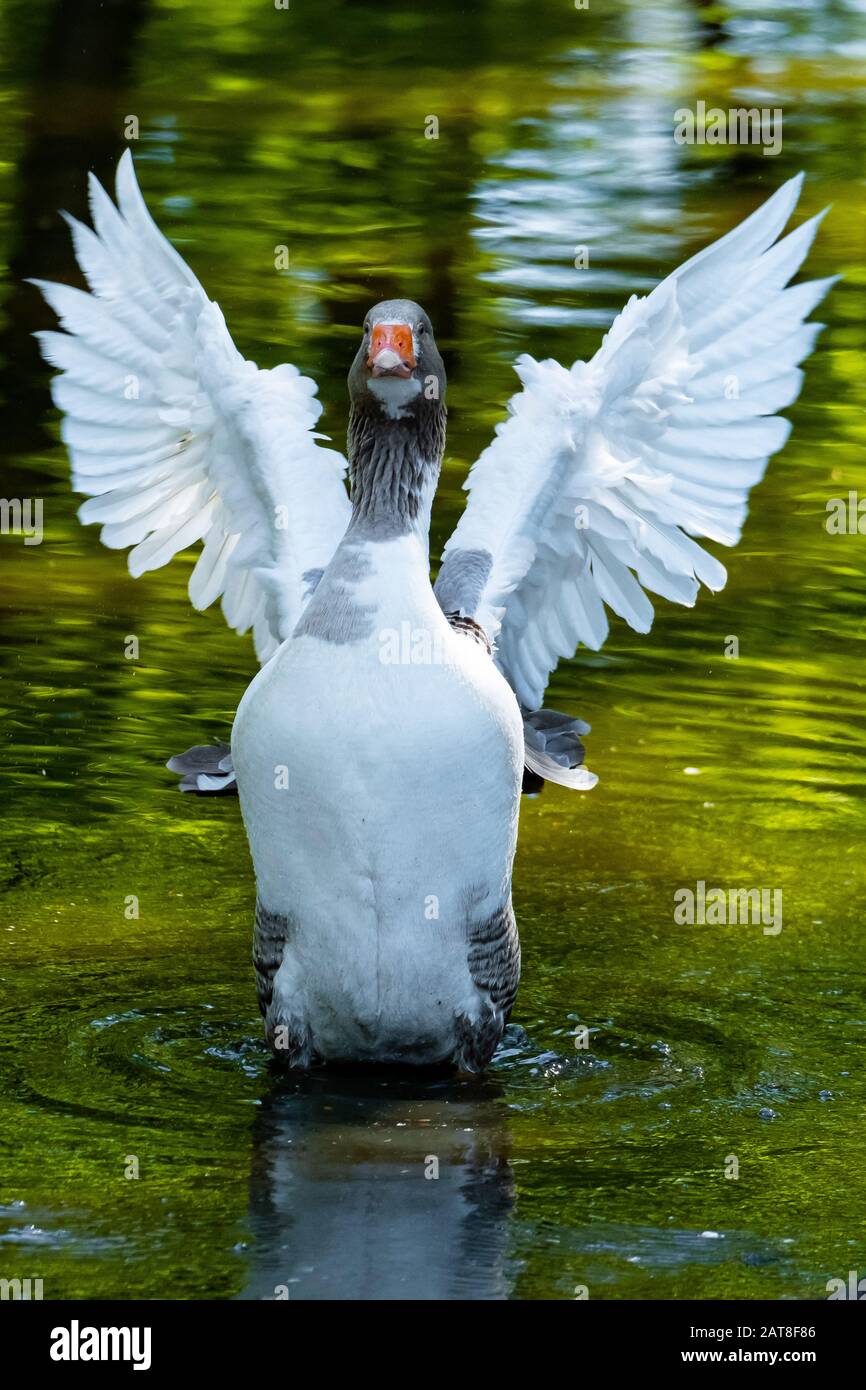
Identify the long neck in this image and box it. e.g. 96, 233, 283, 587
346, 405, 446, 542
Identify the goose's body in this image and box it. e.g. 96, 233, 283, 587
33, 156, 832, 1069
234, 522, 524, 1066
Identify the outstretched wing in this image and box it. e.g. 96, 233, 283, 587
33, 151, 351, 663
437, 173, 833, 719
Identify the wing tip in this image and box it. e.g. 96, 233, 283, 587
115, 146, 139, 203
789, 169, 806, 196
777, 169, 805, 216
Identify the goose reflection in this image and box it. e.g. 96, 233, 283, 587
242, 1071, 516, 1300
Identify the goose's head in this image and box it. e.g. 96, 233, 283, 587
348, 298, 446, 424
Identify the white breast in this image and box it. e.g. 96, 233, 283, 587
232, 532, 524, 1062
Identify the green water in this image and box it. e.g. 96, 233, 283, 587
1, 0, 865, 1300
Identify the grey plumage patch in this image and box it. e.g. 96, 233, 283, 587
346, 411, 446, 538
301, 567, 324, 599
466, 897, 521, 1018
252, 899, 316, 1064
364, 296, 425, 323
434, 547, 493, 619
293, 543, 377, 644
453, 1008, 505, 1075
453, 890, 521, 1072
253, 898, 295, 1020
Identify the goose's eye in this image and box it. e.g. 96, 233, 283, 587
418, 323, 426, 336
363, 323, 371, 335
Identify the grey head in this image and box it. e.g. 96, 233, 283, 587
346, 299, 447, 535
348, 298, 446, 421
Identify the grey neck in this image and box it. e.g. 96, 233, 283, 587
346, 405, 446, 541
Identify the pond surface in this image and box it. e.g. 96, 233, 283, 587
0, 0, 864, 1299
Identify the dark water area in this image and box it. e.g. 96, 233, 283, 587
0, 0, 864, 1299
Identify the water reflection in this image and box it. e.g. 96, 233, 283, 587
243, 1073, 516, 1301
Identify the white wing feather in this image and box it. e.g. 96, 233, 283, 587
33, 151, 351, 663
442, 173, 833, 710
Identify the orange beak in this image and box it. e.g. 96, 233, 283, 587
367, 322, 416, 378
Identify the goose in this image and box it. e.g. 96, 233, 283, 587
33, 155, 831, 1070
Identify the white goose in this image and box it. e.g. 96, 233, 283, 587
34, 155, 830, 1070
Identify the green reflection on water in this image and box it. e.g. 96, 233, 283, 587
0, 0, 864, 1300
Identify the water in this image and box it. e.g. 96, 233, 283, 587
1, 0, 864, 1300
